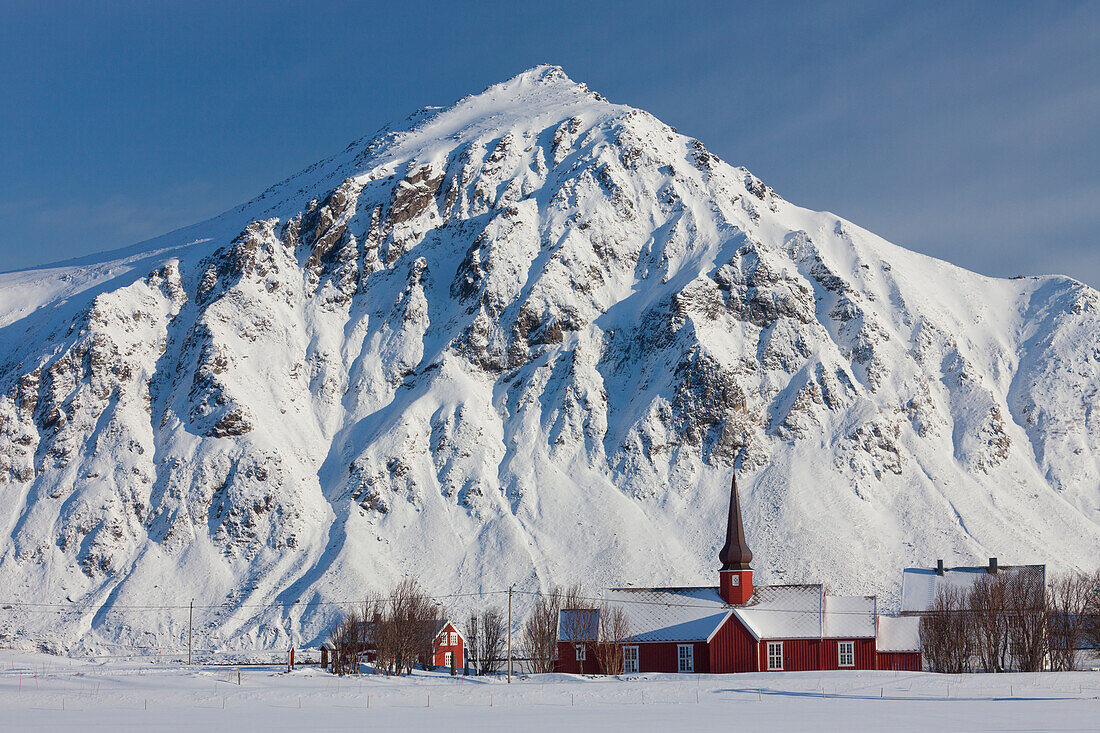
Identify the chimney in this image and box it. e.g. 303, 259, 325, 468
936, 559, 944, 576
988, 557, 998, 574
719, 473, 753, 604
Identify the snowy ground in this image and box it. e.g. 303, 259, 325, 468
1, 652, 1098, 732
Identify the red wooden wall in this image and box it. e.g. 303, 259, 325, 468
554, 630, 886, 675
757, 638, 877, 671
709, 614, 758, 673
556, 641, 711, 674
818, 639, 876, 670
876, 651, 922, 671
555, 642, 601, 674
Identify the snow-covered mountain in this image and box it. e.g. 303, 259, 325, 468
1, 66, 1097, 653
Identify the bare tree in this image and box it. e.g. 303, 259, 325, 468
330, 579, 440, 676
593, 602, 631, 675
560, 607, 598, 674
327, 594, 385, 676
520, 583, 583, 674
327, 605, 364, 676
1005, 569, 1047, 672
1085, 569, 1100, 655
920, 585, 973, 673
387, 577, 441, 674
467, 608, 507, 675
1047, 572, 1092, 671
969, 573, 1011, 673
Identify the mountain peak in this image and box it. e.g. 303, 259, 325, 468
0, 67, 1097, 654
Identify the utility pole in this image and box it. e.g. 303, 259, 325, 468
187, 600, 193, 665
507, 585, 513, 684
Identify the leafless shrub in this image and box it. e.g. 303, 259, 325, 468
593, 602, 630, 675
520, 583, 583, 674
467, 608, 507, 675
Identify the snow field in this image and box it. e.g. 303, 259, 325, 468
1, 651, 1098, 732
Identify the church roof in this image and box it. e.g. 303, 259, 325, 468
822, 595, 877, 638
734, 584, 823, 640
576, 584, 876, 643
604, 587, 731, 643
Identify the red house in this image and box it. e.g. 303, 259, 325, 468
430, 620, 466, 669
556, 475, 921, 674
323, 618, 467, 672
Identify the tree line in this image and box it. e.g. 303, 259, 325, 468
326, 580, 632, 676
920, 569, 1100, 673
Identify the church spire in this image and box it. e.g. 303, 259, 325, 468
718, 473, 754, 604
718, 473, 752, 571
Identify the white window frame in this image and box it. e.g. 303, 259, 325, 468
623, 645, 639, 674
444, 651, 453, 668
677, 644, 694, 673
767, 641, 784, 671
449, 631, 458, 646
575, 644, 586, 661
838, 641, 854, 667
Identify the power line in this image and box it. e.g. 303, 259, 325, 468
0, 589, 888, 616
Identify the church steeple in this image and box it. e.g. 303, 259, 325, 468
718, 473, 753, 604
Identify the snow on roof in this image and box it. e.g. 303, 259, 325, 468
822, 595, 876, 638
733, 585, 824, 640
876, 615, 921, 652
565, 585, 878, 644
602, 587, 731, 643
900, 564, 1046, 613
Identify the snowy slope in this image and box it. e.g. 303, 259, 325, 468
0, 66, 1097, 653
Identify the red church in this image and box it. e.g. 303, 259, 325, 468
556, 475, 921, 674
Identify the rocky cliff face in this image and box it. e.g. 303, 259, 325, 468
0, 66, 1097, 652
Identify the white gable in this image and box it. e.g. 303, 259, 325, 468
876, 615, 921, 652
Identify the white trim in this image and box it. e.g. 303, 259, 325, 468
838, 640, 855, 667
705, 610, 735, 643
677, 644, 694, 673
766, 641, 783, 671
574, 644, 586, 661
623, 645, 639, 674
731, 609, 762, 641
439, 623, 466, 648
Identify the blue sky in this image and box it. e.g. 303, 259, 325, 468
1, 2, 1097, 287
